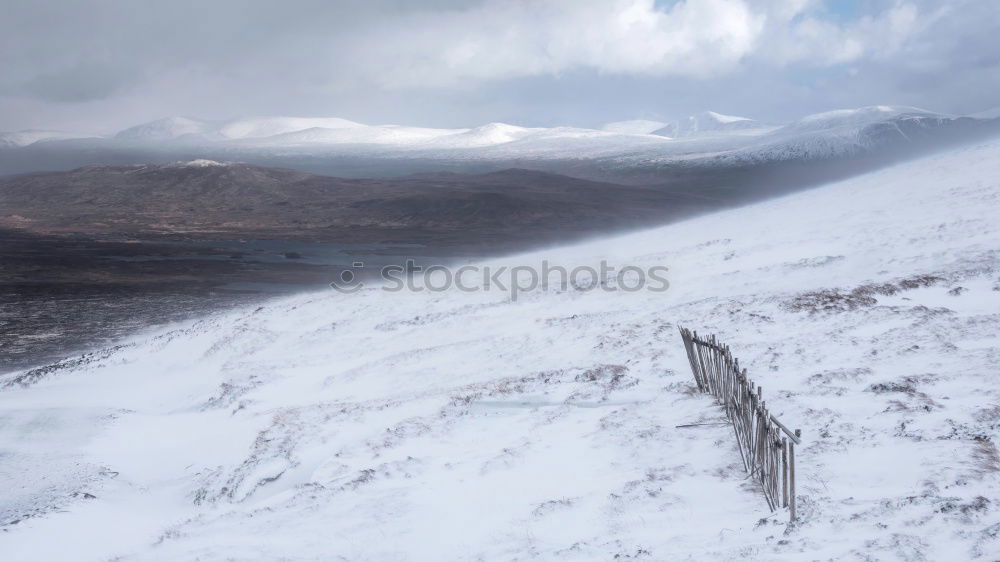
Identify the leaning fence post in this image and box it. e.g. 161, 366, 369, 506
789, 428, 800, 522
781, 437, 788, 508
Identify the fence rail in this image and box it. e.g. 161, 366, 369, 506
678, 327, 801, 521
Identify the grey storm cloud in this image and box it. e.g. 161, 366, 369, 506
1, 0, 998, 132
21, 63, 140, 103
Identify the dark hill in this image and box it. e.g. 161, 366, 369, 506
0, 162, 707, 248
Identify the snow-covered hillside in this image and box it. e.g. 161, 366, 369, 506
783, 105, 936, 133
3, 138, 1000, 559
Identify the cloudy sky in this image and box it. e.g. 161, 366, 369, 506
2, 0, 998, 133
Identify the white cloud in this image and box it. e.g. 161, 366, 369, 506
2, 0, 998, 130
334, 0, 934, 88
755, 1, 925, 66
355, 0, 767, 87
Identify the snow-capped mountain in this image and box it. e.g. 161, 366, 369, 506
3, 137, 999, 560
712, 105, 987, 164
114, 117, 218, 141
778, 105, 937, 134
216, 116, 366, 140
164, 107, 997, 165
0, 130, 93, 148
652, 111, 766, 137
423, 122, 539, 147
95, 107, 1000, 161
3, 106, 999, 179
240, 124, 464, 146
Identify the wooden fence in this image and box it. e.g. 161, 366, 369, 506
678, 327, 801, 521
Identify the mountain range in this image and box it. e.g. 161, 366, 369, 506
4, 106, 998, 181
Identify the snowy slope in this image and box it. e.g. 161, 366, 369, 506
706, 106, 991, 164
782, 105, 937, 133
3, 139, 1000, 560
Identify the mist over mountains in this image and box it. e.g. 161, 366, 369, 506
2, 102, 1000, 385
4, 105, 999, 184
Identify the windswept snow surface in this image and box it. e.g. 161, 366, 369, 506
3, 141, 1000, 560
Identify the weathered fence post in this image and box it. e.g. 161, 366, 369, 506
790, 428, 800, 522
781, 437, 789, 508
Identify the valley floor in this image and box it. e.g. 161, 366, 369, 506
2, 139, 1000, 560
